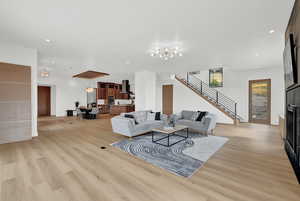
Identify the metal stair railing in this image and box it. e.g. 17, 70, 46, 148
176, 73, 242, 121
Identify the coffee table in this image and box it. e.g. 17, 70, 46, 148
152, 125, 189, 147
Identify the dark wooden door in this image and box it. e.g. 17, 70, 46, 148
162, 85, 173, 115
38, 86, 51, 116
249, 79, 271, 124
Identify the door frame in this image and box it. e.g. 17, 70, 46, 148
248, 79, 271, 124
162, 84, 173, 115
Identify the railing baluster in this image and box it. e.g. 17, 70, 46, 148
200, 80, 203, 94
234, 103, 237, 121
187, 72, 189, 84
216, 91, 219, 104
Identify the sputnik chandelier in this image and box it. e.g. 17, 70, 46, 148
149, 46, 183, 61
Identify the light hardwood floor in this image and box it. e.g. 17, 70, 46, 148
0, 117, 299, 201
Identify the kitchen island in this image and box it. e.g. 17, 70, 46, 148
110, 104, 135, 115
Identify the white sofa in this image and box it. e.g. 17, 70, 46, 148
173, 110, 217, 135
111, 110, 167, 137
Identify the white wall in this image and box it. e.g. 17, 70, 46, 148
38, 73, 88, 117
0, 43, 38, 136
156, 66, 285, 125
156, 74, 233, 124
135, 71, 157, 111
50, 85, 57, 116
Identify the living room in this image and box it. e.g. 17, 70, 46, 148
0, 0, 300, 201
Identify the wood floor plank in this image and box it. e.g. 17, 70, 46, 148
1, 178, 19, 201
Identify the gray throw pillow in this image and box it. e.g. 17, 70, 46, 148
182, 110, 196, 120
133, 111, 147, 123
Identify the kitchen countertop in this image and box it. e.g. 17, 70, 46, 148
112, 104, 134, 106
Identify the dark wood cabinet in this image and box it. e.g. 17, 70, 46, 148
96, 82, 131, 114
107, 88, 115, 97
97, 82, 130, 101
98, 88, 106, 99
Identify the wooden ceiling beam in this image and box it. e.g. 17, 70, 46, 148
73, 71, 109, 79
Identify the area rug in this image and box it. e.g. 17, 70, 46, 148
111, 131, 228, 177
183, 135, 229, 162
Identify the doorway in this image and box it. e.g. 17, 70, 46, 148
38, 86, 51, 116
162, 85, 173, 115
249, 79, 271, 124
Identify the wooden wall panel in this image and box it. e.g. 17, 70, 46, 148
0, 62, 32, 144
0, 83, 31, 101
0, 101, 31, 121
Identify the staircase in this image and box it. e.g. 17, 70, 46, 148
175, 74, 242, 124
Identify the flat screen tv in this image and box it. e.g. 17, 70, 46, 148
283, 34, 297, 89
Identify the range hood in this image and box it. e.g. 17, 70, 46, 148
121, 80, 130, 93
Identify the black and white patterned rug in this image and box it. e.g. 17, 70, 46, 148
111, 131, 228, 177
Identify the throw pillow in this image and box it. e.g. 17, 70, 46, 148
147, 113, 156, 121
182, 110, 195, 120
133, 111, 147, 123
191, 112, 199, 121
155, 112, 161, 120
124, 114, 138, 124
196, 111, 208, 122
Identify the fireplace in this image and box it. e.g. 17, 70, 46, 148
286, 105, 298, 152
285, 86, 300, 183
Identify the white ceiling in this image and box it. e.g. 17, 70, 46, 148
0, 0, 295, 75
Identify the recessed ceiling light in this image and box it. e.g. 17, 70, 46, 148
269, 30, 275, 34
255, 53, 260, 57
45, 39, 51, 43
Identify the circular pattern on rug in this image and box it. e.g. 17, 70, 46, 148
112, 132, 203, 177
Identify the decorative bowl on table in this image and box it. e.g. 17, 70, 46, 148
165, 115, 175, 127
